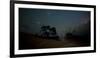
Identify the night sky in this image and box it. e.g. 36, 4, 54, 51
19, 8, 90, 39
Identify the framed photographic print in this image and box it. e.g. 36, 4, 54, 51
10, 1, 96, 57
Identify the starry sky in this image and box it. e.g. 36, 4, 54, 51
19, 8, 90, 38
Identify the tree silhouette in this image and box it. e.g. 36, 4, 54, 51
40, 25, 59, 40
45, 26, 50, 37
40, 25, 50, 37
50, 27, 57, 36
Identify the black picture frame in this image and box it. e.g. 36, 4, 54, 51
10, 1, 96, 58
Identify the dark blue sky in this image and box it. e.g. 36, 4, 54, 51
19, 8, 90, 38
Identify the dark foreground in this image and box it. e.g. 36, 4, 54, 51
19, 32, 90, 50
